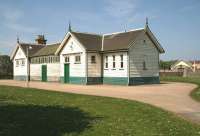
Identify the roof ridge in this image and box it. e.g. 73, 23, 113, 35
71, 31, 102, 36
46, 43, 60, 46
103, 28, 145, 36
19, 42, 45, 46
19, 42, 60, 46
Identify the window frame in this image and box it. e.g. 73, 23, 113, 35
21, 59, 25, 66
120, 55, 124, 69
16, 60, 19, 67
91, 55, 96, 63
143, 61, 146, 70
75, 55, 81, 64
65, 56, 70, 63
112, 55, 116, 69
105, 56, 108, 69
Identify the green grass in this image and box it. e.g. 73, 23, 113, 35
0, 85, 200, 136
161, 76, 200, 102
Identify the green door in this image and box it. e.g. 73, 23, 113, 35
64, 64, 70, 83
41, 65, 47, 82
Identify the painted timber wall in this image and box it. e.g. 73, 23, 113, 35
13, 47, 28, 80
30, 63, 60, 82
87, 52, 102, 84
103, 52, 128, 85
128, 32, 160, 85
60, 36, 87, 84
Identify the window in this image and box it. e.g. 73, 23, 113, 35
21, 59, 25, 66
143, 61, 147, 70
50, 57, 52, 63
45, 57, 47, 63
75, 55, 81, 63
16, 60, 19, 67
65, 56, 70, 63
120, 55, 123, 68
105, 56, 108, 68
112, 55, 115, 69
91, 56, 96, 63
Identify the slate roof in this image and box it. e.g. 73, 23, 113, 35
12, 27, 164, 59
19, 43, 45, 57
103, 29, 144, 51
32, 43, 60, 57
71, 31, 102, 51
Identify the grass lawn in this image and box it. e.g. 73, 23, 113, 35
0, 85, 200, 136
161, 76, 200, 102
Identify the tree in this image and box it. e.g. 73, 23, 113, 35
160, 60, 176, 70
0, 55, 13, 79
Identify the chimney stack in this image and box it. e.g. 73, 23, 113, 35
35, 35, 47, 45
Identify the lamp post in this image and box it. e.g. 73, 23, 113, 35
26, 46, 32, 87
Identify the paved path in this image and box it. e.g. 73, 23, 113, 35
0, 80, 200, 124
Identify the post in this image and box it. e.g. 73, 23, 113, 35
26, 46, 29, 87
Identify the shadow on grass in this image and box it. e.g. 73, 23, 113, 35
0, 104, 101, 136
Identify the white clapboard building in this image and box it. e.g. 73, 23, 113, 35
11, 23, 165, 85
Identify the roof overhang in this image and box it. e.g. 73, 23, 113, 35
55, 32, 86, 55
10, 43, 27, 60
145, 26, 165, 54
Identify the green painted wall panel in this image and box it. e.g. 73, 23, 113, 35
70, 77, 86, 84
129, 76, 160, 85
14, 76, 27, 81
60, 76, 160, 85
87, 77, 103, 85
103, 77, 128, 85
60, 77, 86, 84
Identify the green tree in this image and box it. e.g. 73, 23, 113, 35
160, 60, 176, 70
0, 55, 13, 79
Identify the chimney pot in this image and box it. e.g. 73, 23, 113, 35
35, 35, 47, 45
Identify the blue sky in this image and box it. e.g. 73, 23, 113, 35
0, 0, 199, 60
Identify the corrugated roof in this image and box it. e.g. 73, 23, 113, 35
71, 31, 102, 51
32, 43, 60, 57
103, 29, 144, 51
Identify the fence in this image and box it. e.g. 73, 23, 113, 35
187, 70, 200, 77
160, 69, 200, 77
160, 71, 183, 77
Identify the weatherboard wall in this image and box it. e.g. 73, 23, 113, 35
13, 47, 28, 80
128, 32, 160, 84
87, 52, 102, 84
30, 63, 60, 81
60, 36, 87, 84
102, 52, 128, 85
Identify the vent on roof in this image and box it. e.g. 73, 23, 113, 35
35, 35, 47, 45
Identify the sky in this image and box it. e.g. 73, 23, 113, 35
0, 0, 199, 60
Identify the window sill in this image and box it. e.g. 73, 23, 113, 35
104, 68, 108, 70
119, 68, 124, 70
112, 69, 116, 70
91, 62, 96, 64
